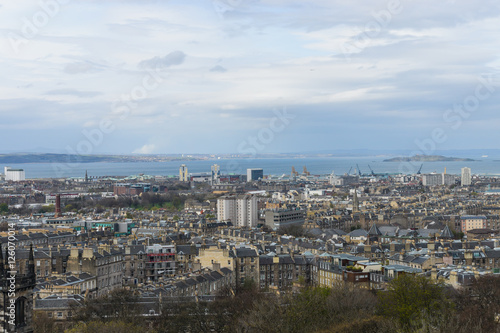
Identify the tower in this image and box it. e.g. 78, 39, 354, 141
0, 245, 36, 332
54, 194, 62, 218
461, 167, 471, 186
85, 170, 88, 183
353, 189, 359, 213
179, 165, 188, 182
211, 164, 220, 185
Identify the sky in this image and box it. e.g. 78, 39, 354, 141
1, 0, 500, 155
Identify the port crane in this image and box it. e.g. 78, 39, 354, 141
417, 164, 423, 175
356, 164, 363, 177
368, 165, 376, 176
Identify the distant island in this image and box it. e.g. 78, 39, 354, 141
383, 154, 475, 162
0, 153, 205, 164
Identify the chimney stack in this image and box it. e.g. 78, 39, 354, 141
55, 194, 62, 218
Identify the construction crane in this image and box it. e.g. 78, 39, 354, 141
356, 164, 362, 177
368, 165, 376, 176
417, 164, 423, 175
303, 166, 311, 176
347, 166, 353, 175
291, 166, 299, 177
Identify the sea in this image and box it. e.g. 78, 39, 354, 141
4, 156, 500, 179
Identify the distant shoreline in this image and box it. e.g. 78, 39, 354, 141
383, 155, 475, 162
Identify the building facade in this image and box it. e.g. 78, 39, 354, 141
217, 195, 258, 228
179, 165, 189, 182
461, 215, 487, 233
247, 168, 264, 182
264, 209, 306, 229
461, 167, 472, 186
4, 167, 25, 182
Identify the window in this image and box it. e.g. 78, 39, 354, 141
15, 298, 26, 326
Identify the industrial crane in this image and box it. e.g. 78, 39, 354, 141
368, 165, 376, 176
356, 164, 362, 177
417, 164, 423, 175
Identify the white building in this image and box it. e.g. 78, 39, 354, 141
442, 173, 455, 185
217, 194, 258, 227
422, 174, 442, 186
461, 167, 472, 186
4, 167, 25, 181
422, 173, 455, 186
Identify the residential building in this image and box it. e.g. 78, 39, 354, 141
461, 215, 487, 233
423, 173, 455, 186
145, 244, 176, 282
264, 209, 306, 229
234, 247, 259, 286
217, 195, 258, 227
461, 167, 472, 186
66, 246, 123, 297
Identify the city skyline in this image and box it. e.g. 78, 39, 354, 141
1, 0, 500, 155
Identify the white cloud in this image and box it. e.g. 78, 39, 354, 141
133, 144, 156, 154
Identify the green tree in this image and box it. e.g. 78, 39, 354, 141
0, 203, 8, 214
33, 311, 60, 333
377, 274, 452, 330
0, 221, 9, 231
452, 275, 500, 332
71, 289, 141, 325
40, 204, 55, 213
239, 285, 378, 333
66, 321, 144, 333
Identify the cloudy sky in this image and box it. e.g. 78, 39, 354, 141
1, 0, 500, 155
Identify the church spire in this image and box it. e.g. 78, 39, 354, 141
353, 189, 359, 213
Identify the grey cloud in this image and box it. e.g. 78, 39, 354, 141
64, 61, 105, 75
45, 89, 102, 98
210, 65, 227, 73
138, 51, 186, 69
